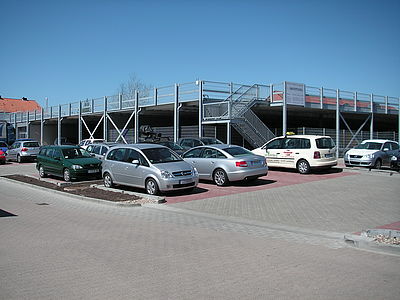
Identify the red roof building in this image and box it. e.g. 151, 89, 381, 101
0, 97, 41, 113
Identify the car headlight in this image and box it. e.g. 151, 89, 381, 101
72, 165, 83, 170
392, 156, 398, 161
363, 154, 374, 159
193, 167, 199, 176
160, 170, 174, 179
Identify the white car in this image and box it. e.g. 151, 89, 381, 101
252, 135, 337, 174
78, 139, 105, 150
344, 139, 399, 169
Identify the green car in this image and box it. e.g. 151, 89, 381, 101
36, 145, 102, 182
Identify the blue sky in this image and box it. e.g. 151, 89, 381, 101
1, 0, 399, 107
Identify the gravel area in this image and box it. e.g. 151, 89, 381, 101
2, 174, 155, 205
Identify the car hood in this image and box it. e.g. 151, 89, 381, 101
65, 157, 101, 166
153, 160, 194, 173
346, 149, 379, 156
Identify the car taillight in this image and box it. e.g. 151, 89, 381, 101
235, 161, 248, 167
21, 147, 28, 152
314, 151, 321, 159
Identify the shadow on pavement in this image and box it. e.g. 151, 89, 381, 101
0, 209, 17, 218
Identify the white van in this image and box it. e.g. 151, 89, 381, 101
252, 135, 337, 174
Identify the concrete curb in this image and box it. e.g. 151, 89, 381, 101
344, 233, 400, 256
0, 177, 143, 208
91, 184, 165, 203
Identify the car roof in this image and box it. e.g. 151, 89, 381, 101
274, 135, 332, 139
43, 145, 80, 149
112, 143, 166, 150
361, 139, 396, 143
189, 144, 239, 150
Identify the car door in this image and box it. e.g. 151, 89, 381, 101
182, 147, 204, 176
8, 142, 19, 160
52, 149, 65, 176
119, 149, 149, 187
381, 142, 395, 166
262, 138, 284, 167
196, 147, 225, 178
106, 148, 128, 183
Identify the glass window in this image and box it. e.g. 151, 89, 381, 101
201, 138, 222, 145
316, 138, 335, 149
61, 148, 91, 159
125, 149, 140, 163
46, 149, 54, 158
93, 145, 101, 154
355, 142, 382, 150
263, 138, 283, 149
193, 139, 203, 147
383, 142, 391, 150
23, 142, 40, 147
183, 148, 203, 158
13, 143, 21, 149
181, 139, 193, 148
142, 147, 182, 164
222, 146, 252, 157
107, 148, 127, 162
86, 145, 94, 152
201, 148, 226, 159
39, 148, 47, 156
284, 138, 311, 149
53, 149, 62, 159
101, 146, 108, 155
390, 142, 399, 150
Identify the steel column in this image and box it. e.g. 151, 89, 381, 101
354, 92, 357, 112
227, 122, 231, 144
370, 93, 374, 139
398, 97, 400, 144
320, 87, 323, 109
283, 81, 287, 135
134, 91, 140, 143
103, 96, 107, 141
40, 107, 44, 145
270, 84, 273, 103
57, 105, 61, 146
26, 111, 29, 138
174, 84, 180, 143
336, 89, 340, 158
78, 101, 82, 143
198, 80, 203, 138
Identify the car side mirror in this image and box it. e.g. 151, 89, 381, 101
131, 159, 140, 165
90, 153, 96, 157
383, 148, 389, 152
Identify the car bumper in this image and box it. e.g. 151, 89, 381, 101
70, 169, 102, 178
158, 176, 199, 192
227, 166, 268, 182
344, 157, 373, 167
20, 153, 38, 159
309, 160, 338, 168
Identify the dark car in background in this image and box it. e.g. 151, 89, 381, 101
36, 145, 102, 181
0, 141, 8, 153
86, 142, 120, 160
156, 141, 185, 156
390, 151, 400, 171
177, 137, 223, 151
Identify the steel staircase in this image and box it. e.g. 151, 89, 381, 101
203, 84, 275, 148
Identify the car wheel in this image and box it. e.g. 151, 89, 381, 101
63, 168, 71, 182
374, 159, 382, 169
146, 178, 159, 195
39, 165, 47, 178
297, 159, 311, 174
103, 173, 114, 188
17, 155, 22, 163
213, 168, 229, 186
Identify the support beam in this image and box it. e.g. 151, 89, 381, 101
283, 81, 287, 135
198, 80, 203, 138
227, 122, 231, 144
174, 84, 180, 143
57, 105, 62, 145
26, 111, 30, 138
40, 108, 44, 145
103, 96, 107, 141
336, 89, 340, 158
370, 93, 374, 139
78, 101, 82, 143
134, 90, 140, 143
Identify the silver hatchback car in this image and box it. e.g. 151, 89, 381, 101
182, 144, 268, 186
7, 140, 41, 163
102, 144, 199, 195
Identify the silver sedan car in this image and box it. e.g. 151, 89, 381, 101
182, 144, 268, 186
101, 144, 199, 195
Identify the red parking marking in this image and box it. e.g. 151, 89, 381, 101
375, 221, 400, 231
165, 170, 356, 204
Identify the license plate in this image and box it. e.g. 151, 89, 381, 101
179, 179, 193, 184
88, 169, 99, 174
251, 160, 260, 166
325, 153, 333, 158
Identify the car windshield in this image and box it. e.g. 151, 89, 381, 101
201, 138, 222, 145
24, 142, 40, 147
222, 146, 253, 157
355, 142, 382, 150
160, 142, 183, 150
316, 138, 335, 149
62, 148, 91, 159
142, 147, 183, 164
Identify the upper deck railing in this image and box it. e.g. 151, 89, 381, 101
1, 80, 399, 124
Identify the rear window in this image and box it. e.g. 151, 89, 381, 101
23, 142, 40, 147
316, 138, 335, 149
222, 147, 252, 157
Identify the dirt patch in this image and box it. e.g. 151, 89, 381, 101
2, 174, 152, 204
